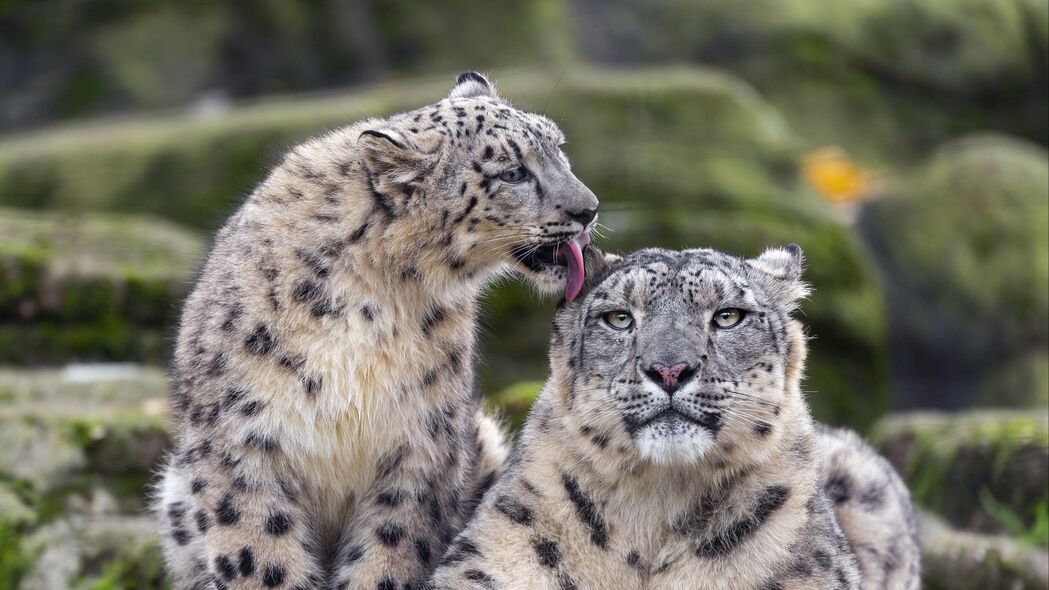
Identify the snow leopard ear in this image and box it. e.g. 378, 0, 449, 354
358, 128, 416, 174
448, 71, 498, 100
357, 127, 441, 206
581, 247, 618, 297
358, 126, 440, 178
748, 244, 810, 307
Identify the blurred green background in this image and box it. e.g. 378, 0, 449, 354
0, 1, 1046, 588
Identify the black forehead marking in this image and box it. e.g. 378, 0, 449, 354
489, 109, 562, 158
597, 249, 755, 308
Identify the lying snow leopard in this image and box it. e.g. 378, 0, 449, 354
154, 72, 598, 590
429, 246, 920, 590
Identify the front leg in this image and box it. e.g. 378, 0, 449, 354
332, 441, 474, 590
160, 442, 325, 590
426, 514, 564, 590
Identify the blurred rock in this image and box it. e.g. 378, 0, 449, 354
574, 0, 1048, 162
921, 512, 1049, 590
0, 367, 170, 588
0, 366, 169, 517
872, 411, 1049, 538
859, 135, 1049, 410
0, 208, 202, 364
19, 516, 166, 590
0, 67, 889, 428
0, 0, 571, 131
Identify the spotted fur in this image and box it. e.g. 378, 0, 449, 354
429, 246, 920, 590
817, 425, 921, 589
154, 72, 598, 590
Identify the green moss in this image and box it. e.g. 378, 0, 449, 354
0, 208, 201, 321
0, 207, 200, 363
0, 368, 168, 516
0, 322, 169, 365
78, 537, 168, 590
0, 481, 41, 590
979, 490, 1049, 548
921, 512, 1049, 590
872, 411, 1049, 536
0, 518, 35, 590
489, 381, 544, 431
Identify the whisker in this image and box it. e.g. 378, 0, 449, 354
721, 390, 780, 408
719, 408, 768, 428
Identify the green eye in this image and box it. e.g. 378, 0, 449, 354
713, 308, 745, 329
603, 311, 634, 330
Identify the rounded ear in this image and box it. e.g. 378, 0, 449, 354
357, 128, 418, 176
359, 129, 407, 150
748, 244, 810, 306
751, 243, 804, 282
448, 71, 498, 100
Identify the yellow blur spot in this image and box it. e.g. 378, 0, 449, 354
802, 147, 873, 203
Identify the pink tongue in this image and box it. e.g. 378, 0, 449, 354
562, 237, 586, 302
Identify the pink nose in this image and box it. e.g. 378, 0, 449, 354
648, 362, 692, 391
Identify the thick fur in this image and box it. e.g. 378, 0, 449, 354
818, 425, 921, 589
429, 246, 920, 590
153, 72, 598, 590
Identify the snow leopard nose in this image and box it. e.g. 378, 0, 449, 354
643, 362, 696, 394
566, 207, 597, 227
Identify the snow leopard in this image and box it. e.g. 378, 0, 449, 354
428, 245, 920, 590
153, 71, 598, 590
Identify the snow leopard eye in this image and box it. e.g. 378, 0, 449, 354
603, 310, 634, 330
498, 167, 531, 184
713, 308, 745, 329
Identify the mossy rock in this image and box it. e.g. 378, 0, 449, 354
1, 0, 570, 130
859, 135, 1049, 409
0, 367, 169, 588
18, 517, 167, 590
0, 208, 202, 364
774, 0, 1047, 98
577, 0, 1047, 93
0, 68, 795, 231
0, 481, 37, 589
871, 411, 1049, 540
920, 512, 1049, 590
0, 367, 169, 517
574, 0, 1048, 162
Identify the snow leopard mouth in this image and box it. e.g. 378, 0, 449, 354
634, 407, 721, 432
511, 233, 591, 301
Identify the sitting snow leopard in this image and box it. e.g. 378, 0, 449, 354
154, 72, 599, 590
429, 245, 920, 590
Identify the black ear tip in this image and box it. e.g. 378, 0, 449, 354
785, 243, 803, 258
359, 129, 405, 150
456, 71, 490, 87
